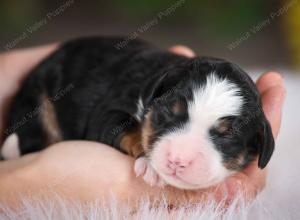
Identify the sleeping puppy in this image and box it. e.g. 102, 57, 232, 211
0, 36, 274, 189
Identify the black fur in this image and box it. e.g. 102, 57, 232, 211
3, 36, 274, 169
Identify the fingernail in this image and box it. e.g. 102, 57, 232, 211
273, 86, 286, 107
169, 45, 195, 58
266, 72, 284, 85
265, 86, 286, 124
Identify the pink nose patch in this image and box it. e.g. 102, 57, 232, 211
164, 145, 211, 176
150, 136, 218, 186
168, 157, 193, 170
167, 158, 193, 174
167, 151, 202, 174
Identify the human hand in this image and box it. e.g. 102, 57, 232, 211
0, 44, 285, 207
0, 44, 58, 141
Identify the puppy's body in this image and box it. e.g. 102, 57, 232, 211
1, 37, 274, 189
5, 37, 178, 154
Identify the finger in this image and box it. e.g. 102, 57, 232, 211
0, 44, 58, 141
239, 72, 286, 187
256, 72, 283, 94
241, 74, 285, 174
212, 162, 267, 204
261, 85, 286, 138
169, 45, 195, 58
238, 83, 286, 197
224, 174, 258, 203
0, 43, 58, 82
226, 85, 286, 203
209, 174, 255, 205
232, 85, 286, 201
241, 159, 266, 191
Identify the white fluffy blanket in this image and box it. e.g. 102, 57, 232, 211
1, 73, 299, 220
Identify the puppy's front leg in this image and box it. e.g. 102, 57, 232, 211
118, 128, 144, 158
119, 129, 166, 187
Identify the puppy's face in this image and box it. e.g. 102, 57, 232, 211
139, 58, 274, 189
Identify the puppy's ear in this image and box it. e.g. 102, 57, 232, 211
256, 118, 275, 169
142, 69, 184, 107
142, 64, 190, 108
142, 73, 169, 107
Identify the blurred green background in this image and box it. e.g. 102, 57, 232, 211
1, 0, 300, 70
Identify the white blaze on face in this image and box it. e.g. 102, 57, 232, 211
149, 74, 244, 189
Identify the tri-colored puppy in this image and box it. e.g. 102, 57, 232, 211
0, 37, 274, 189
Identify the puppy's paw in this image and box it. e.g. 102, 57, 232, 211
1, 133, 20, 160
134, 157, 166, 187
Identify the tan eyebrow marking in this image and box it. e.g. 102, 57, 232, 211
216, 118, 232, 134
172, 101, 186, 115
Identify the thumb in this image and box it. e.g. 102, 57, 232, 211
261, 85, 286, 138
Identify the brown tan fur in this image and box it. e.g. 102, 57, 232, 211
172, 101, 186, 115
224, 153, 246, 170
120, 128, 144, 158
40, 93, 63, 145
216, 118, 232, 134
119, 110, 155, 158
141, 109, 155, 154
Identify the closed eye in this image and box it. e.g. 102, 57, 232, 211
214, 116, 236, 135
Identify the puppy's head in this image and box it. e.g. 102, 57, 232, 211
139, 57, 274, 189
